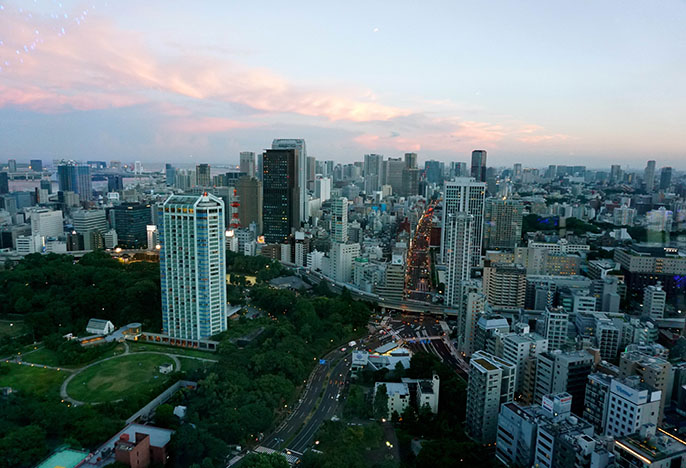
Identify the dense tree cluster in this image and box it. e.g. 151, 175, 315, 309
170, 286, 371, 466
226, 250, 285, 282
0, 252, 161, 340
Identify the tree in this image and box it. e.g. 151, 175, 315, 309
240, 453, 289, 468
373, 384, 389, 420
155, 404, 177, 428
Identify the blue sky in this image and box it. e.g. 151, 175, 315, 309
1, 0, 685, 168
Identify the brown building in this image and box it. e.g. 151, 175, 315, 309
112, 424, 173, 467
236, 176, 263, 234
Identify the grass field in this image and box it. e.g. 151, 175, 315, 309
0, 362, 69, 397
178, 357, 214, 374
22, 343, 126, 368
128, 341, 216, 359
67, 354, 175, 403
0, 320, 28, 338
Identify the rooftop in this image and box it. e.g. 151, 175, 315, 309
616, 428, 686, 462
35, 448, 89, 468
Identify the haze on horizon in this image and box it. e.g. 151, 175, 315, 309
0, 0, 685, 168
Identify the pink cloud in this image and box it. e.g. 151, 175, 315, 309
168, 117, 259, 133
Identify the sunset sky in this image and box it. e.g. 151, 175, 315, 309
1, 1, 685, 168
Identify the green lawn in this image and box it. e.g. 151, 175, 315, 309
0, 362, 69, 397
178, 357, 214, 374
67, 354, 175, 403
128, 341, 215, 359
22, 343, 127, 368
0, 320, 28, 338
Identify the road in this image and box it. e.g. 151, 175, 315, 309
262, 345, 350, 454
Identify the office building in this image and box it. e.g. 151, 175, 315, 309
160, 193, 227, 340
107, 175, 124, 192
72, 209, 108, 234
0, 172, 8, 194
660, 166, 673, 190
383, 157, 405, 194
239, 152, 256, 178
329, 241, 360, 284
29, 159, 42, 172
404, 152, 417, 169
111, 203, 153, 248
235, 176, 263, 234
583, 372, 612, 435
272, 139, 307, 224
401, 167, 420, 197
619, 351, 672, 424
484, 199, 523, 249
614, 425, 686, 467
605, 376, 661, 438
444, 213, 473, 308
474, 314, 510, 356
30, 209, 63, 238
377, 252, 405, 302
460, 286, 488, 355
331, 197, 348, 243
483, 263, 526, 309
441, 177, 486, 267
541, 307, 569, 351
57, 161, 92, 202
643, 283, 667, 320
614, 245, 686, 298
466, 350, 516, 444
363, 154, 384, 194
7, 159, 17, 173
535, 350, 593, 415
165, 163, 175, 186
196, 164, 211, 187
424, 160, 444, 184
644, 160, 656, 192
501, 331, 548, 397
262, 148, 299, 244
471, 150, 487, 182
314, 176, 331, 203
306, 156, 316, 190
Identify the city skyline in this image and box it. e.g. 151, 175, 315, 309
1, 1, 685, 167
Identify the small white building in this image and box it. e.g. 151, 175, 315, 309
159, 363, 174, 374
86, 318, 115, 336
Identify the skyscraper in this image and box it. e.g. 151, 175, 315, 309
272, 139, 306, 224
424, 160, 444, 184
660, 167, 673, 190
470, 150, 487, 182
331, 197, 348, 243
7, 159, 17, 173
165, 163, 175, 186
483, 263, 527, 309
404, 152, 418, 169
262, 148, 299, 244
484, 198, 523, 249
306, 156, 316, 191
644, 160, 656, 192
236, 176, 263, 234
0, 172, 8, 194
239, 152, 256, 178
383, 157, 404, 194
160, 193, 227, 341
196, 164, 211, 187
57, 161, 92, 202
111, 203, 153, 248
29, 159, 43, 172
441, 177, 486, 267
363, 154, 383, 194
444, 213, 473, 308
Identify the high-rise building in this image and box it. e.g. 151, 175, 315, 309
660, 166, 673, 190
236, 176, 262, 234
72, 209, 108, 234
474, 314, 510, 356
424, 160, 443, 184
401, 167, 420, 197
583, 372, 612, 435
483, 263, 526, 309
619, 351, 672, 424
272, 139, 306, 224
0, 172, 10, 194
160, 193, 227, 341
441, 177, 486, 267
610, 164, 622, 184
107, 175, 124, 192
541, 307, 569, 351
239, 152, 256, 178
7, 159, 17, 173
110, 203, 153, 248
534, 350, 593, 415
383, 157, 405, 194
404, 152, 417, 169
29, 159, 43, 172
605, 376, 661, 438
444, 213, 473, 308
57, 161, 92, 202
196, 164, 211, 187
644, 160, 656, 192
460, 286, 487, 355
331, 197, 348, 243
363, 154, 384, 194
306, 156, 316, 191
501, 331, 549, 397
329, 241, 360, 284
314, 176, 331, 203
466, 350, 516, 444
30, 209, 63, 238
513, 163, 523, 180
643, 283, 667, 320
262, 148, 299, 244
484, 199, 523, 249
470, 150, 487, 182
165, 163, 175, 186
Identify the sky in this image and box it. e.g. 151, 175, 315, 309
0, 1, 685, 169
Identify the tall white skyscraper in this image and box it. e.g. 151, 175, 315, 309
272, 139, 307, 224
444, 213, 473, 308
441, 177, 486, 267
160, 193, 227, 340
239, 151, 256, 178
331, 197, 348, 243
